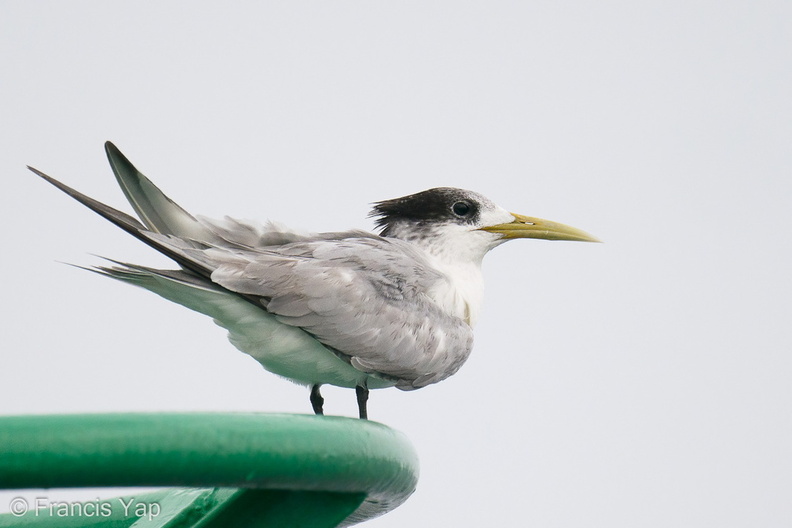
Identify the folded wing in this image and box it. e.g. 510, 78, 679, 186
30, 144, 473, 389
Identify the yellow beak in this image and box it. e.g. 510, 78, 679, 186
480, 213, 601, 242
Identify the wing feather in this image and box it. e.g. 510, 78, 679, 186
205, 237, 474, 388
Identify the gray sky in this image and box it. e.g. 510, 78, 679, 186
2, 1, 791, 526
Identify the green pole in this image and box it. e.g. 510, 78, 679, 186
0, 413, 419, 527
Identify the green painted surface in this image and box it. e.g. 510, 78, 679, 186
0, 413, 419, 527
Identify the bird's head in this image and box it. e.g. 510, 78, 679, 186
371, 187, 599, 263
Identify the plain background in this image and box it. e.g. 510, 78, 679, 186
2, 2, 791, 526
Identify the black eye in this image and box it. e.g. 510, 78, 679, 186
452, 201, 471, 216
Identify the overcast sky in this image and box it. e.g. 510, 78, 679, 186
2, 2, 791, 526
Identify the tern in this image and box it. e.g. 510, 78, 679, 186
29, 143, 598, 419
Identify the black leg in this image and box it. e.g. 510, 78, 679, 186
355, 384, 369, 420
310, 384, 324, 415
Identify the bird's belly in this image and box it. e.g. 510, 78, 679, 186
140, 274, 397, 390
222, 308, 396, 390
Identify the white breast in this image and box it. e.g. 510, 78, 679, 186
426, 256, 485, 326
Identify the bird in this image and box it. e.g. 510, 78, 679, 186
29, 142, 599, 419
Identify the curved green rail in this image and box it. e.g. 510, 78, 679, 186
0, 413, 419, 527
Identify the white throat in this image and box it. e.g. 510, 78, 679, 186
426, 254, 485, 326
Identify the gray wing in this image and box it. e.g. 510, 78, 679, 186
31, 143, 473, 389
202, 237, 474, 389
196, 215, 381, 249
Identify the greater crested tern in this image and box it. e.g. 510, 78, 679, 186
29, 143, 599, 419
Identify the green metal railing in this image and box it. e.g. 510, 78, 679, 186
0, 413, 419, 527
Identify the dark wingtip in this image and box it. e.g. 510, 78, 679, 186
104, 141, 119, 154
27, 163, 149, 233
28, 165, 56, 187
104, 141, 134, 169
28, 165, 56, 183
